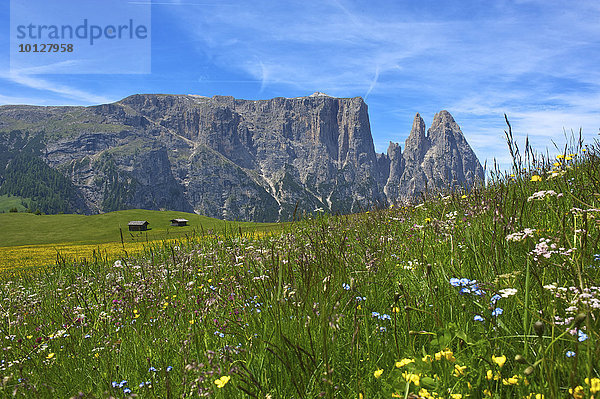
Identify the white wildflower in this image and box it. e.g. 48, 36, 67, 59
527, 190, 558, 202
498, 288, 518, 298
505, 228, 536, 242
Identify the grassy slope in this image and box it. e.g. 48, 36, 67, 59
0, 209, 281, 247
0, 194, 30, 213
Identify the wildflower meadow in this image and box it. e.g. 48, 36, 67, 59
1, 135, 599, 398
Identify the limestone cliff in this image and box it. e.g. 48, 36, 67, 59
0, 94, 484, 221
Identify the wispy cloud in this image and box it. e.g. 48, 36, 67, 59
364, 66, 379, 100
168, 0, 447, 95
2, 0, 598, 172
0, 71, 112, 105
175, 0, 597, 170
0, 93, 55, 106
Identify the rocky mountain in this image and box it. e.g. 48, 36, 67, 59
0, 93, 484, 221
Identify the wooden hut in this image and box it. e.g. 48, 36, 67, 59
170, 218, 188, 227
128, 220, 149, 231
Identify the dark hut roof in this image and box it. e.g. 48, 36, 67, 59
128, 220, 149, 226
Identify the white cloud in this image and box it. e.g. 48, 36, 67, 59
1, 71, 112, 105
2, 0, 597, 175
450, 88, 600, 171
0, 93, 54, 105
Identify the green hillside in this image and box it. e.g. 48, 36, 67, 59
0, 194, 30, 213
0, 150, 88, 214
0, 209, 281, 247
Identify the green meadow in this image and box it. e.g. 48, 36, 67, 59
0, 209, 281, 247
0, 137, 599, 398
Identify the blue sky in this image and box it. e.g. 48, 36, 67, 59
1, 0, 599, 172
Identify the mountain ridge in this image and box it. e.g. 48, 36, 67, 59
0, 94, 484, 221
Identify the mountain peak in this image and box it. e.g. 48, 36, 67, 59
404, 113, 429, 161
308, 92, 332, 97
411, 113, 426, 138
429, 109, 463, 144
431, 110, 456, 126
386, 110, 484, 202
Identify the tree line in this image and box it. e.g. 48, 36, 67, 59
0, 151, 86, 214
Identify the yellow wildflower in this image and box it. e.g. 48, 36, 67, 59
392, 393, 403, 398
214, 375, 231, 388
492, 354, 507, 368
569, 386, 584, 399
486, 370, 501, 380
422, 354, 432, 363
502, 375, 519, 385
557, 154, 565, 159
391, 306, 401, 313
586, 377, 600, 394
434, 348, 455, 362
530, 175, 542, 182
373, 368, 384, 379
418, 388, 434, 398
396, 358, 414, 368
461, 194, 467, 199
453, 364, 467, 377
402, 371, 421, 386
443, 349, 455, 362
483, 389, 492, 397
46, 353, 55, 359
450, 394, 462, 399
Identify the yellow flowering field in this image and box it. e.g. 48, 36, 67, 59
0, 230, 272, 275
0, 239, 177, 274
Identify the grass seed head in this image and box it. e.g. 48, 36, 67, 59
574, 313, 587, 328
514, 354, 528, 365
533, 321, 545, 337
